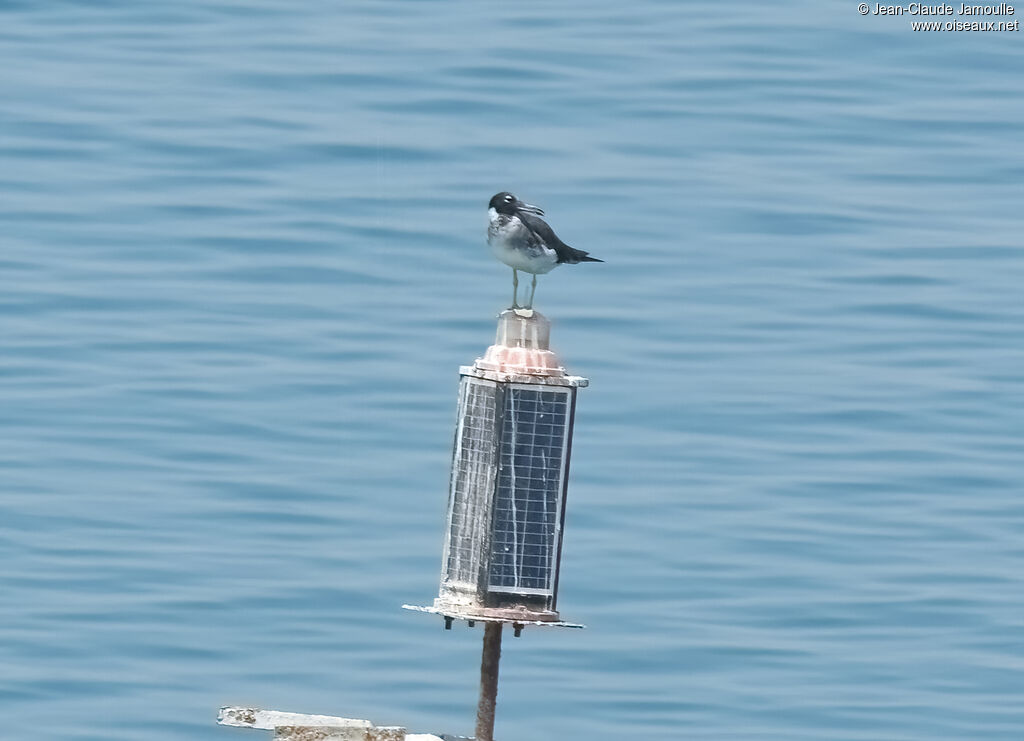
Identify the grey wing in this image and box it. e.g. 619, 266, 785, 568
519, 211, 571, 254
519, 211, 600, 264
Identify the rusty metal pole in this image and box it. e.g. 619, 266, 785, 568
474, 622, 502, 741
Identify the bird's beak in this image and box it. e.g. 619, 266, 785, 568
517, 201, 544, 216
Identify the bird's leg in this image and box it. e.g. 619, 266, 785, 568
527, 274, 537, 309
511, 269, 519, 308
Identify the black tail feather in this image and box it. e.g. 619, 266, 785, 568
559, 245, 603, 264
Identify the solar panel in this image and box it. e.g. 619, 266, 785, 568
444, 378, 499, 590
487, 385, 572, 596
441, 372, 578, 610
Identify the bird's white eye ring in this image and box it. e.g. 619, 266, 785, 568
505, 195, 514, 202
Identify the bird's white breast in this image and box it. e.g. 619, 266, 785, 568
487, 208, 559, 275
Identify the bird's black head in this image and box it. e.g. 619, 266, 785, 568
489, 191, 544, 217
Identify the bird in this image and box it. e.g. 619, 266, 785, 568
487, 191, 602, 310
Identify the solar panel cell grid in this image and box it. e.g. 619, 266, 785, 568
444, 379, 498, 587
488, 386, 570, 595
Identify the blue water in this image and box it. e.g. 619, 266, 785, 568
3, 2, 1023, 739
